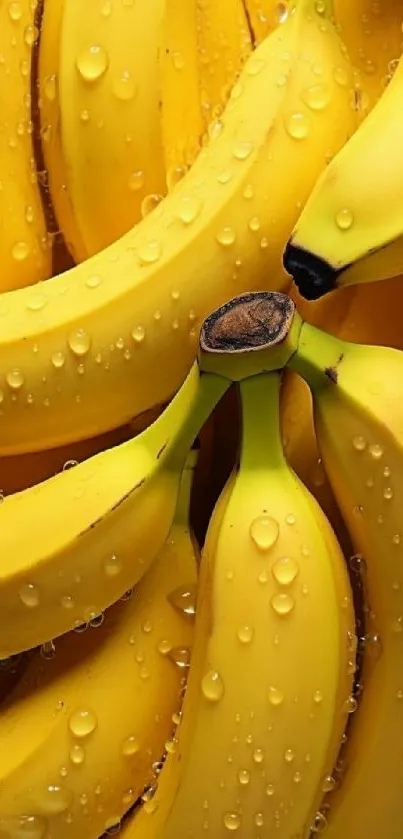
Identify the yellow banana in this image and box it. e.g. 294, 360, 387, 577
0, 0, 52, 291
42, 0, 166, 261
284, 55, 403, 298
197, 0, 252, 127
243, 0, 290, 44
333, 0, 403, 114
120, 370, 354, 839
159, 0, 204, 185
0, 365, 227, 658
248, 290, 403, 839
0, 453, 198, 839
0, 0, 356, 456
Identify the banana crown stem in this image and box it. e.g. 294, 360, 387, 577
239, 372, 285, 471
288, 321, 347, 392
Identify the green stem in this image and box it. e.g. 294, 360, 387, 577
239, 372, 285, 472
288, 322, 348, 393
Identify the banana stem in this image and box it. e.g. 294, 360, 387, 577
174, 451, 198, 526
239, 372, 285, 471
288, 322, 347, 393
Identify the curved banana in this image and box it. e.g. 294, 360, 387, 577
0, 366, 227, 658
120, 371, 355, 839
243, 0, 290, 44
0, 453, 198, 839
0, 0, 356, 456
42, 0, 166, 260
197, 0, 252, 127
159, 0, 204, 185
0, 0, 52, 291
284, 55, 403, 298
333, 0, 403, 115
276, 308, 403, 839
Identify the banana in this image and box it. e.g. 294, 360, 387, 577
159, 0, 204, 185
283, 55, 403, 299
337, 272, 403, 349
120, 370, 355, 839
245, 290, 403, 839
243, 0, 291, 44
0, 453, 198, 839
333, 0, 403, 114
41, 0, 166, 261
197, 0, 252, 128
0, 365, 227, 658
0, 0, 356, 456
0, 0, 52, 291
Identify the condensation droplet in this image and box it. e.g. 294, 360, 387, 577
344, 696, 358, 714
336, 208, 354, 230
238, 768, 250, 785
272, 556, 299, 586
68, 329, 91, 357
223, 812, 241, 831
216, 227, 236, 247
285, 112, 310, 139
233, 140, 254, 160
6, 368, 25, 390
138, 239, 162, 264
384, 487, 394, 501
168, 583, 197, 617
284, 748, 294, 763
68, 708, 97, 738
177, 195, 203, 225
69, 743, 85, 765
334, 67, 348, 86
9, 2, 23, 22
253, 747, 265, 764
268, 685, 284, 706
369, 443, 384, 459
113, 69, 136, 100
237, 625, 254, 644
128, 170, 144, 191
104, 553, 123, 577
167, 646, 192, 669
122, 735, 140, 756
302, 83, 330, 110
201, 669, 224, 702
19, 583, 39, 608
76, 45, 109, 82
322, 775, 336, 792
353, 435, 366, 451
27, 293, 47, 312
271, 592, 295, 616
37, 784, 73, 815
250, 515, 279, 551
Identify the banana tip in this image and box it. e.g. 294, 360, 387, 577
283, 242, 338, 300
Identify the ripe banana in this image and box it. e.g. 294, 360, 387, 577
0, 0, 356, 456
197, 0, 252, 128
243, 0, 290, 44
120, 370, 355, 839
0, 0, 52, 291
41, 0, 166, 261
0, 453, 198, 839
0, 365, 227, 658
333, 0, 403, 114
284, 53, 403, 298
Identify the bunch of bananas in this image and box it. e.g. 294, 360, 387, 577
1, 0, 403, 836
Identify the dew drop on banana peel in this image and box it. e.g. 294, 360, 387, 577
68, 708, 97, 738
69, 743, 85, 765
223, 812, 241, 831
268, 685, 284, 706
76, 45, 109, 82
37, 784, 73, 815
12, 240, 29, 261
237, 624, 254, 644
104, 553, 123, 577
67, 328, 91, 357
177, 195, 203, 225
250, 515, 279, 551
113, 70, 136, 101
302, 83, 330, 110
0, 815, 48, 839
285, 112, 310, 139
335, 207, 354, 230
216, 226, 236, 247
121, 735, 140, 757
201, 669, 225, 702
128, 169, 144, 192
272, 556, 299, 586
19, 582, 40, 608
238, 769, 250, 786
167, 645, 192, 670
138, 238, 162, 264
167, 583, 197, 617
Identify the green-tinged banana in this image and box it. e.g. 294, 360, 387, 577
120, 370, 355, 839
284, 317, 403, 839
333, 0, 403, 115
0, 365, 228, 658
0, 0, 52, 291
41, 0, 166, 260
0, 453, 198, 839
159, 0, 204, 184
1, 0, 356, 456
196, 0, 252, 128
284, 54, 403, 299
243, 0, 291, 44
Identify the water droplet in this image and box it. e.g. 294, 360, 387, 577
68, 708, 97, 738
266, 783, 275, 796
223, 812, 241, 831
168, 583, 197, 617
233, 140, 254, 160
285, 112, 310, 139
128, 170, 144, 191
12, 241, 29, 261
393, 534, 401, 546
167, 165, 187, 190
50, 350, 66, 370
334, 67, 348, 87
177, 194, 203, 225
9, 1, 22, 21
248, 216, 261, 232
27, 292, 48, 313
311, 812, 328, 833
216, 227, 236, 247
384, 486, 393, 500
336, 208, 354, 230
254, 813, 264, 828
250, 515, 279, 551
113, 69, 136, 100
104, 553, 122, 577
157, 638, 173, 655
344, 696, 357, 714
271, 592, 295, 616
313, 690, 323, 704
131, 325, 146, 344
138, 239, 162, 264
76, 45, 109, 82
208, 119, 224, 140
69, 743, 85, 765
217, 169, 233, 184
302, 83, 330, 110
322, 775, 336, 792
68, 328, 91, 357
85, 274, 103, 289
253, 747, 265, 764
237, 625, 254, 644
172, 51, 185, 70
167, 646, 192, 669
369, 443, 384, 459
19, 583, 39, 608
201, 669, 224, 702
122, 735, 140, 756
37, 785, 73, 814
285, 513, 296, 525
238, 769, 250, 785
6, 368, 25, 390
392, 616, 403, 633
141, 193, 163, 217
268, 685, 284, 706
315, 0, 326, 12
243, 184, 254, 200
272, 556, 299, 586
353, 435, 366, 451
24, 23, 39, 45
41, 640, 56, 660
284, 748, 294, 763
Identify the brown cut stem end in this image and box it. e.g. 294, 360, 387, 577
200, 292, 296, 355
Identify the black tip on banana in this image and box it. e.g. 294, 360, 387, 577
200, 292, 295, 354
283, 242, 339, 300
